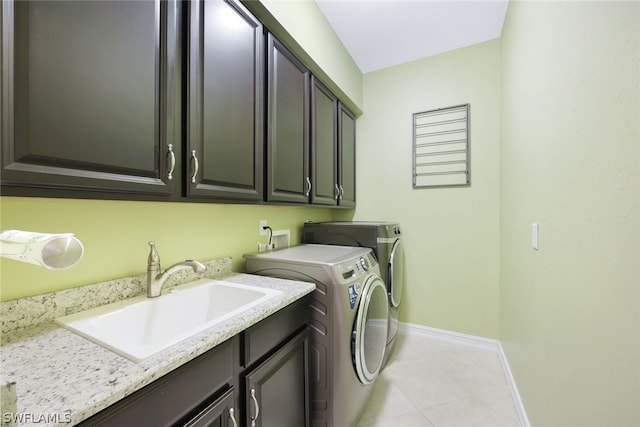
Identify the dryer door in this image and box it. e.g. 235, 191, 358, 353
352, 275, 389, 384
388, 238, 404, 308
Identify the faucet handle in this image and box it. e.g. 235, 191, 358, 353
148, 241, 160, 268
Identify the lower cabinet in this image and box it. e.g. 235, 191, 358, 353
77, 298, 309, 427
243, 330, 309, 427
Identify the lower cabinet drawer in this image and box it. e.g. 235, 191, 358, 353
241, 296, 310, 368
78, 337, 237, 427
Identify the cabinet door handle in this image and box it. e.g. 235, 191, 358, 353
190, 150, 199, 183
334, 184, 340, 200
167, 144, 175, 181
339, 184, 345, 199
305, 177, 312, 196
229, 407, 238, 427
250, 388, 260, 427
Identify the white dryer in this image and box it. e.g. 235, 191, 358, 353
244, 244, 389, 427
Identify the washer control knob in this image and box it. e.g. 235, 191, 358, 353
359, 256, 370, 271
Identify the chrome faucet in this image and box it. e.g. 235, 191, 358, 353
146, 241, 207, 298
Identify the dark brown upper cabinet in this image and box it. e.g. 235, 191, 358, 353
266, 36, 356, 208
185, 0, 263, 201
1, 0, 356, 207
309, 78, 356, 207
265, 34, 311, 204
310, 77, 338, 206
1, 0, 180, 196
338, 103, 356, 207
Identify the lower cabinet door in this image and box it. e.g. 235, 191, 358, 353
244, 329, 309, 427
185, 388, 238, 427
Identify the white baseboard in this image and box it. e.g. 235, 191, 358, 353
496, 341, 531, 427
398, 322, 530, 427
399, 322, 499, 350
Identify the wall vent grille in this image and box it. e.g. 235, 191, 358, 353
412, 104, 470, 187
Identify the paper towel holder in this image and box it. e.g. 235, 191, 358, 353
0, 230, 84, 270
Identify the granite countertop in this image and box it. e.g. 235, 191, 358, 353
0, 270, 314, 427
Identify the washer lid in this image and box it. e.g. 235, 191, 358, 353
244, 244, 372, 266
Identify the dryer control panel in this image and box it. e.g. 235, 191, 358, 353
334, 251, 378, 284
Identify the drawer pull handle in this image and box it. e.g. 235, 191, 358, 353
167, 144, 175, 180
191, 150, 199, 183
229, 407, 238, 427
250, 388, 260, 427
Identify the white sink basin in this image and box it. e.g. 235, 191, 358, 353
56, 279, 282, 362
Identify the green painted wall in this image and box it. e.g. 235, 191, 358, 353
500, 1, 640, 425
0, 197, 333, 301
349, 40, 502, 339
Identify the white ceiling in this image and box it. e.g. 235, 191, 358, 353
315, 0, 509, 73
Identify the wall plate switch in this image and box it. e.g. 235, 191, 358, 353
259, 220, 268, 236
532, 223, 539, 250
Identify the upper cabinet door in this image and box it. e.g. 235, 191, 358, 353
266, 34, 310, 204
1, 0, 180, 196
338, 103, 356, 207
310, 77, 338, 206
186, 0, 263, 201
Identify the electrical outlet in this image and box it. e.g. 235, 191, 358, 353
259, 220, 268, 236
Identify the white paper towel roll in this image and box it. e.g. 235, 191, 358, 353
0, 230, 84, 270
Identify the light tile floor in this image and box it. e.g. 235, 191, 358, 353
356, 331, 523, 427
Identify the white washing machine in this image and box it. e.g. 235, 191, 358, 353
244, 244, 389, 427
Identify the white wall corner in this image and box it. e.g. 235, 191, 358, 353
496, 341, 531, 427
